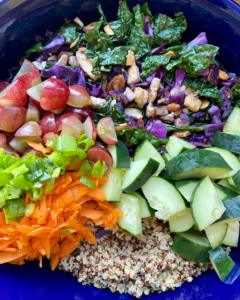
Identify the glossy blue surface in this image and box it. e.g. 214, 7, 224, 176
1, 0, 240, 299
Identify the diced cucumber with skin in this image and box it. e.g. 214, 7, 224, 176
232, 169, 240, 191
166, 136, 196, 158
212, 131, 240, 155
175, 179, 199, 202
122, 159, 159, 193
107, 138, 130, 169
169, 208, 194, 233
171, 231, 211, 263
114, 194, 142, 235
205, 223, 228, 250
223, 221, 239, 247
131, 191, 155, 218
217, 178, 240, 195
162, 153, 172, 164
223, 107, 240, 136
227, 177, 237, 189
215, 196, 240, 224
100, 167, 125, 202
142, 177, 187, 221
209, 246, 235, 282
167, 149, 232, 180
191, 176, 226, 231
205, 147, 240, 179
217, 184, 239, 200
134, 140, 165, 176
214, 184, 228, 202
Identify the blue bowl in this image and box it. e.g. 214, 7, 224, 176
1, 0, 240, 299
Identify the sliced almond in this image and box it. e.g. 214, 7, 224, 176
182, 108, 189, 114
70, 36, 80, 49
74, 17, 84, 27
200, 99, 210, 110
163, 51, 177, 57
167, 103, 181, 112
83, 22, 98, 32
218, 70, 229, 81
171, 130, 190, 138
157, 98, 166, 104
104, 25, 115, 36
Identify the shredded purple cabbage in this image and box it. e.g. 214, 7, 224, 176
220, 86, 233, 118
205, 122, 226, 136
192, 111, 205, 118
126, 115, 137, 127
76, 67, 86, 88
150, 43, 166, 56
136, 60, 142, 73
95, 229, 110, 239
109, 90, 128, 103
86, 81, 102, 97
42, 64, 78, 84
169, 92, 185, 108
115, 102, 124, 112
175, 69, 185, 87
145, 118, 167, 139
146, 67, 160, 84
188, 32, 208, 46
42, 34, 65, 55
130, 82, 149, 90
143, 15, 154, 36
159, 150, 167, 155
191, 133, 209, 143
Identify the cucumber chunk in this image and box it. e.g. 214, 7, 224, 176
212, 131, 240, 155
209, 246, 235, 282
131, 191, 155, 218
217, 178, 240, 195
122, 159, 159, 193
142, 177, 187, 221
166, 149, 232, 180
171, 231, 211, 263
205, 223, 228, 250
101, 167, 125, 202
175, 179, 199, 202
227, 177, 237, 189
223, 107, 240, 136
107, 138, 130, 169
217, 184, 238, 200
223, 221, 239, 247
134, 140, 165, 176
166, 136, 196, 158
169, 208, 194, 233
214, 184, 228, 202
232, 169, 240, 191
114, 194, 142, 235
162, 153, 172, 164
216, 196, 240, 224
191, 176, 226, 231
205, 147, 240, 179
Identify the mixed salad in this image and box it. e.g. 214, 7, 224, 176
0, 0, 240, 289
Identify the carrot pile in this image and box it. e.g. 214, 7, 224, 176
0, 170, 122, 270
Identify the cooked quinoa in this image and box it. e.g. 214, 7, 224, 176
59, 217, 226, 298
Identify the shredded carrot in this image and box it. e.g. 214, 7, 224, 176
26, 140, 52, 154
0, 166, 122, 271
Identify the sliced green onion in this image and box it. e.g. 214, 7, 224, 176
45, 178, 55, 194
11, 164, 29, 176
92, 160, 105, 178
7, 198, 25, 219
52, 155, 65, 168
24, 161, 44, 181
77, 134, 95, 151
10, 175, 32, 191
80, 176, 96, 189
32, 182, 43, 188
3, 208, 10, 224
78, 160, 93, 176
56, 136, 79, 156
39, 172, 52, 184
7, 187, 22, 199
29, 187, 43, 201
25, 203, 35, 217
0, 148, 4, 155
0, 187, 10, 208
52, 167, 61, 178
60, 228, 76, 234
0, 172, 13, 187
70, 155, 80, 170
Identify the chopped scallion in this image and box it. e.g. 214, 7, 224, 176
80, 176, 96, 189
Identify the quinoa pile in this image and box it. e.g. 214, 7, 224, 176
58, 217, 218, 298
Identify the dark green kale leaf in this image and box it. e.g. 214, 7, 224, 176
141, 2, 153, 21
57, 23, 82, 43
117, 0, 134, 35
23, 42, 43, 59
231, 81, 240, 100
164, 124, 206, 132
166, 44, 219, 77
141, 55, 173, 80
153, 12, 187, 46
93, 98, 128, 126
116, 129, 168, 150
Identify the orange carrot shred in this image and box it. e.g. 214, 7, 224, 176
0, 164, 121, 270
26, 140, 52, 154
